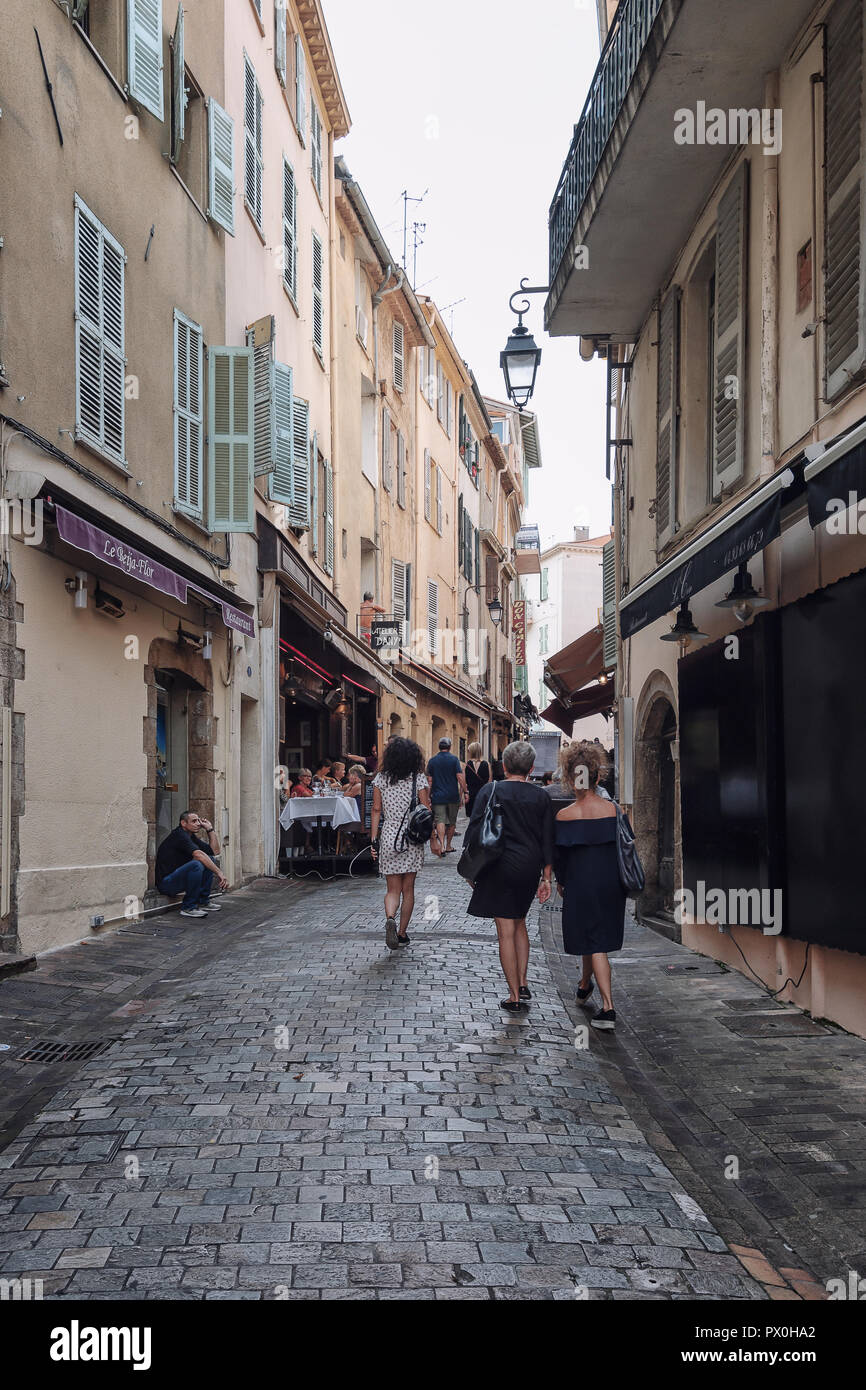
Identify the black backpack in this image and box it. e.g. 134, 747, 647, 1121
394, 776, 433, 849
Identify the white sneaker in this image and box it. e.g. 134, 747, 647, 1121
199, 901, 222, 911
180, 908, 207, 919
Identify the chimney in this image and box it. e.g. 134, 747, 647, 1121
573, 525, 589, 542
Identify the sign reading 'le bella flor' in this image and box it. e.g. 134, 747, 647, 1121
512, 600, 526, 666
370, 620, 402, 652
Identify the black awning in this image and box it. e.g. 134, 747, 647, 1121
620, 469, 794, 640
805, 418, 866, 528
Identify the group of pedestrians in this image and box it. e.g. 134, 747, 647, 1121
369, 734, 628, 1029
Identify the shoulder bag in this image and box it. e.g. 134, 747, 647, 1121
394, 775, 433, 850
614, 802, 645, 897
457, 782, 504, 884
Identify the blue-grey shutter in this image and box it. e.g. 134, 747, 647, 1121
269, 361, 294, 505
656, 287, 679, 544
246, 315, 276, 476
324, 458, 334, 574
282, 158, 297, 301
825, 0, 866, 400
310, 429, 319, 553
74, 195, 126, 468
295, 34, 306, 143
170, 2, 184, 161
474, 529, 480, 592
244, 55, 263, 230
128, 0, 164, 121
207, 345, 254, 532
288, 396, 310, 529
174, 308, 203, 517
274, 0, 287, 87
312, 231, 324, 357
713, 163, 748, 496
602, 538, 617, 670
208, 99, 235, 235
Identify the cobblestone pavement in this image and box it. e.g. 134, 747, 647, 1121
0, 834, 854, 1301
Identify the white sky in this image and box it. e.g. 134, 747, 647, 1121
324, 0, 613, 550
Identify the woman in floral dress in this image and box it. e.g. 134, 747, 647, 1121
370, 738, 431, 950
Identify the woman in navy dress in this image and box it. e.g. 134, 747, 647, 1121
554, 742, 626, 1031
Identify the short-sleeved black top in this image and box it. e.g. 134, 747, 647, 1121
155, 827, 210, 888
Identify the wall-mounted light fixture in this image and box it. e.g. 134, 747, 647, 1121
65, 570, 88, 609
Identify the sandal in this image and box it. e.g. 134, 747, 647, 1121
500, 999, 528, 1013
519, 986, 532, 1001
397, 933, 410, 946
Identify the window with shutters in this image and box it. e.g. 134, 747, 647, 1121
602, 538, 617, 671
382, 407, 393, 491
282, 157, 298, 304
173, 56, 206, 211
485, 553, 498, 605
825, 0, 866, 399
458, 495, 464, 573
427, 580, 439, 658
656, 287, 680, 545
72, 1, 124, 85
436, 360, 444, 422
208, 99, 235, 235
128, 0, 164, 119
287, 395, 310, 529
445, 380, 453, 438
269, 361, 294, 508
392, 558, 408, 645
310, 99, 323, 199
310, 431, 319, 552
712, 162, 748, 497
295, 34, 306, 144
393, 322, 405, 393
246, 314, 276, 477
312, 230, 325, 359
323, 456, 334, 574
436, 464, 443, 534
173, 309, 203, 518
539, 625, 548, 656
274, 0, 287, 86
424, 450, 432, 522
207, 345, 255, 532
474, 530, 480, 594
422, 348, 435, 407
397, 432, 407, 508
74, 196, 126, 469
244, 55, 263, 233
540, 567, 548, 601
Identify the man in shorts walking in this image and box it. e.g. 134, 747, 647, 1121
426, 737, 467, 856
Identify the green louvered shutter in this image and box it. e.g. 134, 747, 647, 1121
269, 361, 294, 505
128, 0, 164, 121
207, 345, 254, 532
246, 315, 276, 476
602, 538, 617, 670
287, 396, 310, 529
170, 2, 184, 161
324, 459, 334, 574
208, 99, 235, 235
310, 429, 319, 554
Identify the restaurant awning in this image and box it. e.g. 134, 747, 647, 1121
620, 468, 795, 640
54, 504, 255, 636
544, 624, 606, 702
541, 681, 615, 737
805, 416, 866, 528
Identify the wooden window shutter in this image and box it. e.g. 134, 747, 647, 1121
485, 553, 498, 598
393, 321, 405, 392
173, 309, 203, 517
295, 34, 306, 143
312, 231, 324, 357
208, 98, 235, 235
246, 314, 276, 476
269, 361, 294, 506
602, 538, 617, 670
712, 162, 749, 496
170, 2, 184, 162
207, 345, 254, 532
288, 395, 310, 529
424, 449, 431, 520
310, 430, 319, 553
324, 458, 334, 574
274, 0, 287, 87
655, 286, 679, 545
825, 0, 866, 399
282, 158, 297, 301
74, 196, 126, 467
128, 0, 164, 121
427, 580, 438, 657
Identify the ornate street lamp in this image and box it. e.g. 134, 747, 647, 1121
500, 278, 547, 408
487, 595, 503, 626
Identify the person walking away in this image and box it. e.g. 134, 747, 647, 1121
426, 737, 466, 856
465, 741, 553, 1012
156, 811, 228, 919
491, 750, 505, 782
554, 741, 626, 1030
370, 737, 432, 949
464, 742, 490, 818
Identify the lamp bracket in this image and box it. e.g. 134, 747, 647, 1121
508, 277, 550, 323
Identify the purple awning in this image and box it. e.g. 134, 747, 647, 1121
55, 505, 255, 637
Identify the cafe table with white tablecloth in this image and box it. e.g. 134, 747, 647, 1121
279, 795, 361, 833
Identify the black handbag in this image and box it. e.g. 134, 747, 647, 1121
457, 783, 504, 884
614, 803, 645, 897
394, 776, 433, 850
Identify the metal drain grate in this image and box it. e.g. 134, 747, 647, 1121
15, 1038, 115, 1064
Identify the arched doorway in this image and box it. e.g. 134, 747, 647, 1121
633, 674, 679, 934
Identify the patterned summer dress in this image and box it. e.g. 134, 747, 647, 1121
373, 772, 429, 876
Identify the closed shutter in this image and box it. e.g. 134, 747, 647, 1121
244, 56, 263, 230
436, 465, 443, 533
311, 101, 323, 197
474, 529, 480, 593
74, 196, 126, 467
269, 361, 294, 506
246, 314, 276, 476
713, 162, 748, 496
382, 406, 392, 490
208, 99, 235, 235
540, 566, 548, 601
602, 538, 617, 669
324, 457, 334, 574
397, 431, 406, 507
446, 380, 453, 436
392, 559, 406, 643
457, 494, 464, 571
173, 309, 203, 516
274, 0, 287, 86
424, 449, 431, 520
310, 430, 319, 553
295, 34, 306, 142
466, 521, 474, 585
207, 345, 254, 532
656, 287, 679, 545
436, 360, 444, 420
282, 158, 297, 301
485, 553, 498, 601
427, 580, 438, 657
312, 231, 324, 357
393, 321, 405, 392
288, 395, 310, 528
128, 0, 164, 121
170, 1, 184, 162
825, 0, 866, 399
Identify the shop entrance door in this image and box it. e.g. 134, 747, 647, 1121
155, 674, 189, 842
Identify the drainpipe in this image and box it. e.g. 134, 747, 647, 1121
760, 72, 781, 610
328, 128, 341, 601
371, 264, 404, 608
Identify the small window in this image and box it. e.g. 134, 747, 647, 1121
491, 418, 510, 446
173, 63, 207, 210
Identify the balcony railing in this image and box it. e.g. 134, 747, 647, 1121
549, 0, 665, 284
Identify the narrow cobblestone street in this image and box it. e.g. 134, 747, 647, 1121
1, 841, 861, 1301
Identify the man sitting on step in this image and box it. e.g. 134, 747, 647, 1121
155, 811, 228, 919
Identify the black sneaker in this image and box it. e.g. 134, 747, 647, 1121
591, 1009, 616, 1031
576, 981, 594, 1005
385, 917, 399, 950
396, 933, 410, 946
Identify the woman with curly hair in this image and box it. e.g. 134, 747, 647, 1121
554, 741, 627, 1031
370, 737, 432, 950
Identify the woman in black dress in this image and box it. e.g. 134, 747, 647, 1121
463, 741, 490, 817
554, 741, 626, 1031
466, 741, 554, 1013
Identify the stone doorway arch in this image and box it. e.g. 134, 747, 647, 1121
633, 671, 680, 936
